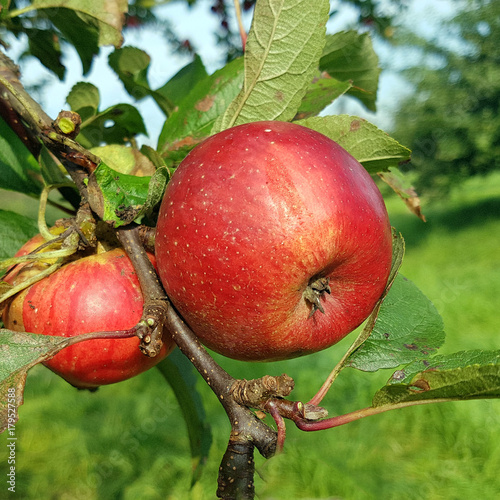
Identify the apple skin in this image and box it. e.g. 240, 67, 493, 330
3, 246, 175, 388
155, 120, 393, 362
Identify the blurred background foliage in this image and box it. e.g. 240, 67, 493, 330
1, 0, 500, 499
391, 0, 500, 197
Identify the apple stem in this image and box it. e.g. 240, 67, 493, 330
295, 398, 454, 432
303, 276, 331, 317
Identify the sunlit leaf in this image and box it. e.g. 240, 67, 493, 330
347, 274, 445, 372
297, 115, 411, 172
87, 162, 168, 227
158, 57, 244, 160
373, 350, 500, 406
214, 0, 330, 132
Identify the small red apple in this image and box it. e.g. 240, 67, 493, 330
155, 120, 393, 361
3, 245, 175, 388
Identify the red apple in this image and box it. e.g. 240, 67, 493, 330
3, 246, 175, 388
155, 120, 393, 361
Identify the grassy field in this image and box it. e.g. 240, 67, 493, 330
2, 172, 500, 499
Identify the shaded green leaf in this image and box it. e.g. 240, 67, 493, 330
108, 46, 152, 101
0, 117, 42, 195
29, 0, 127, 47
297, 115, 411, 172
347, 274, 445, 372
295, 72, 352, 119
0, 329, 70, 434
26, 28, 65, 79
66, 82, 100, 122
0, 211, 38, 261
155, 54, 208, 111
158, 57, 245, 161
49, 8, 99, 75
76, 103, 147, 149
320, 31, 380, 111
373, 350, 500, 406
156, 350, 212, 484
214, 0, 330, 132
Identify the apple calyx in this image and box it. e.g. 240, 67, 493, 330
303, 276, 332, 317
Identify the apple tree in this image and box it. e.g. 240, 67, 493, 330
0, 1, 499, 499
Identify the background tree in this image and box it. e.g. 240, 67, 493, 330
391, 0, 500, 197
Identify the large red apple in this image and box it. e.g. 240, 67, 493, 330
155, 120, 393, 361
3, 246, 175, 388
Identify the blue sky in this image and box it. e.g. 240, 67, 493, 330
6, 0, 459, 146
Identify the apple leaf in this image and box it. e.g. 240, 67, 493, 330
373, 350, 500, 407
0, 329, 71, 434
0, 117, 42, 196
378, 167, 426, 221
295, 73, 352, 120
213, 0, 330, 132
156, 350, 212, 485
157, 57, 244, 161
66, 82, 100, 122
0, 211, 38, 262
29, 0, 127, 47
320, 31, 380, 112
108, 47, 178, 117
296, 115, 411, 172
26, 28, 65, 79
87, 162, 169, 227
155, 55, 208, 111
90, 145, 156, 176
108, 47, 152, 101
49, 8, 100, 76
346, 273, 445, 372
78, 104, 147, 149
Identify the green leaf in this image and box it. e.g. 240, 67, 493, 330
347, 274, 445, 372
87, 162, 168, 227
108, 47, 179, 116
373, 350, 500, 407
0, 329, 70, 434
66, 82, 100, 122
89, 145, 156, 176
320, 31, 380, 111
0, 211, 38, 261
26, 28, 65, 79
39, 146, 71, 185
155, 55, 208, 111
49, 8, 99, 75
76, 104, 147, 149
295, 72, 352, 119
296, 115, 411, 172
29, 0, 127, 47
378, 167, 426, 221
157, 57, 245, 160
108, 47, 152, 101
0, 117, 42, 195
214, 0, 330, 132
156, 350, 212, 484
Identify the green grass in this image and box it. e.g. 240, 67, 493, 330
3, 172, 500, 500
